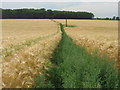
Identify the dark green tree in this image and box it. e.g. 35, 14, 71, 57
2, 8, 94, 19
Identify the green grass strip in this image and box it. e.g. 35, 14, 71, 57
34, 24, 120, 88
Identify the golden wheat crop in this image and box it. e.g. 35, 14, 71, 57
0, 19, 2, 89
2, 19, 62, 88
2, 19, 58, 48
55, 19, 118, 66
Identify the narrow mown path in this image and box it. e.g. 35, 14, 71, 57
34, 24, 120, 88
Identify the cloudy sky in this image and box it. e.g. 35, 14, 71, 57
1, 0, 119, 18
1, 0, 119, 2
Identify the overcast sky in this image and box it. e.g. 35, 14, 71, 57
1, 1, 119, 18
1, 0, 119, 2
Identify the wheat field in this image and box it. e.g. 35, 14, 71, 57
2, 19, 59, 48
55, 19, 118, 66
1, 19, 119, 88
0, 19, 2, 89
2, 19, 61, 88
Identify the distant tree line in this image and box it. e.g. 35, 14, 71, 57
95, 16, 120, 20
1, 8, 94, 19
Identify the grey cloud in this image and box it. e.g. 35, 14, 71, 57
2, 2, 118, 17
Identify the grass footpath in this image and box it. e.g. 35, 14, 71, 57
34, 24, 120, 88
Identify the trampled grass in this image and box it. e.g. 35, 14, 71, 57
34, 24, 120, 88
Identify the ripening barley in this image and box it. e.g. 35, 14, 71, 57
2, 19, 62, 88
2, 19, 59, 48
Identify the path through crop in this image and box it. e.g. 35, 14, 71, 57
34, 24, 120, 88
